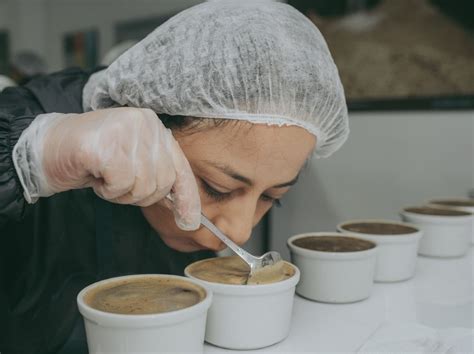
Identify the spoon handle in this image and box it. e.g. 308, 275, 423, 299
200, 214, 256, 267
166, 192, 257, 270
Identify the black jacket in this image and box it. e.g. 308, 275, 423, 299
0, 68, 214, 354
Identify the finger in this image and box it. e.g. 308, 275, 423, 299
119, 148, 157, 204
133, 184, 172, 207
92, 160, 135, 201
163, 130, 201, 230
132, 122, 177, 207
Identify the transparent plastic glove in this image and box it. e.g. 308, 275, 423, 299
12, 107, 200, 230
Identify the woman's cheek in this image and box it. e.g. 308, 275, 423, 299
159, 233, 202, 252
192, 230, 227, 251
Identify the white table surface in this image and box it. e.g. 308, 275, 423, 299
204, 248, 473, 353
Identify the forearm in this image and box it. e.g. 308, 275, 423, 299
0, 87, 44, 226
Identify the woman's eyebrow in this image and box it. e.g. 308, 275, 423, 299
203, 160, 299, 188
204, 161, 253, 185
272, 175, 299, 188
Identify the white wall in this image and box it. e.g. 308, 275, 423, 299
44, 0, 204, 70
0, 0, 283, 71
271, 110, 474, 260
0, 2, 8, 28
0, 0, 48, 61
0, 0, 204, 71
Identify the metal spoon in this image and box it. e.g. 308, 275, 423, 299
164, 193, 282, 275
200, 213, 282, 276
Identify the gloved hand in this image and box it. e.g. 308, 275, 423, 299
13, 107, 200, 230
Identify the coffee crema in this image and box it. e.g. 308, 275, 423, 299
186, 256, 295, 285
431, 200, 474, 207
404, 207, 471, 216
341, 222, 418, 235
292, 236, 375, 252
85, 277, 206, 315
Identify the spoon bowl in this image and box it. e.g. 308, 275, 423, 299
200, 214, 282, 275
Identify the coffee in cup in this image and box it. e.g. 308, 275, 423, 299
84, 276, 206, 315
430, 199, 474, 208
77, 274, 212, 354
340, 222, 418, 235
185, 256, 295, 285
404, 207, 470, 217
184, 257, 300, 349
292, 235, 375, 252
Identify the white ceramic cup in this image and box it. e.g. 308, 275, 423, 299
77, 274, 212, 354
337, 219, 423, 282
400, 207, 472, 258
287, 232, 377, 303
184, 261, 300, 350
428, 199, 474, 245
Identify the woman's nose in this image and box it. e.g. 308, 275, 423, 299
213, 200, 257, 246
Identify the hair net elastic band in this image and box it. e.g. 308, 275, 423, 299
155, 110, 346, 159
83, 74, 347, 159
177, 111, 325, 142
83, 71, 326, 145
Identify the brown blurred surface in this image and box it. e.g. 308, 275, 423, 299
310, 0, 474, 100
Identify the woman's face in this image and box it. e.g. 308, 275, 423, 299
141, 122, 316, 252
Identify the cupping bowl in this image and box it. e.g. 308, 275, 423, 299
287, 232, 377, 303
77, 274, 212, 354
337, 219, 422, 282
401, 206, 471, 257
185, 258, 300, 350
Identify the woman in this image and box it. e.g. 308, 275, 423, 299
0, 2, 348, 353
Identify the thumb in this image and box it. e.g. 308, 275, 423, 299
163, 129, 201, 231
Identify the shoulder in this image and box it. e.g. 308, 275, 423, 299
25, 67, 105, 113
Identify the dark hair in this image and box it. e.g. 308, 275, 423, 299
159, 114, 196, 130
159, 113, 241, 134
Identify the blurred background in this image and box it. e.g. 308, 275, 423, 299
0, 0, 472, 258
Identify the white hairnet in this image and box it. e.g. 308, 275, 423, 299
88, 1, 349, 158
101, 40, 139, 66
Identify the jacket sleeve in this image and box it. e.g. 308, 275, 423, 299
0, 68, 102, 228
0, 86, 45, 227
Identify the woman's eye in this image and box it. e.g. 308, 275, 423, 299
201, 180, 232, 202
260, 194, 283, 208
200, 178, 282, 207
